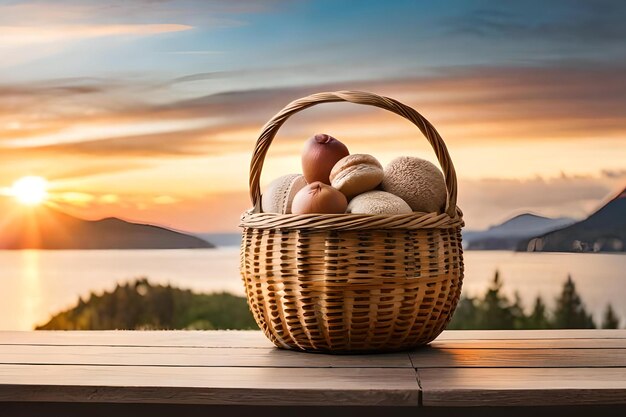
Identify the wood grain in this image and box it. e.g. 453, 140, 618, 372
410, 348, 626, 368
429, 338, 626, 349
435, 330, 626, 340
0, 331, 272, 348
419, 368, 626, 406
0, 364, 419, 406
2, 330, 625, 348
2, 330, 626, 409
0, 345, 413, 368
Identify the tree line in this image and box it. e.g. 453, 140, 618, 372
37, 278, 257, 330
448, 271, 621, 330
37, 274, 621, 330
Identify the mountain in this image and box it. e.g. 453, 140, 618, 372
465, 213, 576, 250
522, 188, 626, 253
0, 205, 213, 250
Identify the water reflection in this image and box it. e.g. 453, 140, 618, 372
0, 249, 623, 330
19, 250, 41, 330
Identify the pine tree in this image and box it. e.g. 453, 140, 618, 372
448, 295, 479, 329
552, 275, 595, 329
510, 291, 527, 329
527, 295, 550, 329
602, 304, 620, 329
476, 270, 515, 329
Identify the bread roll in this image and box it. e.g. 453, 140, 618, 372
261, 174, 307, 214
347, 191, 412, 215
329, 154, 383, 199
381, 156, 447, 213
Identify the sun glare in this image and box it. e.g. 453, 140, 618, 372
10, 176, 49, 206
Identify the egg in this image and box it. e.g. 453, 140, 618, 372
347, 191, 412, 215
261, 174, 307, 214
329, 154, 384, 199
381, 156, 447, 213
291, 181, 348, 214
301, 134, 349, 184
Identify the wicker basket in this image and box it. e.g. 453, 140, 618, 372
240, 91, 464, 353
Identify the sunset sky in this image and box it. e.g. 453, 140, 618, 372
0, 0, 624, 232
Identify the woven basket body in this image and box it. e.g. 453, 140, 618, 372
240, 91, 464, 353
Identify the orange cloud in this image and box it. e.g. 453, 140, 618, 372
1, 65, 625, 231
3, 65, 625, 169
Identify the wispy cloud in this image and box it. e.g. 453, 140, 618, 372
2, 63, 626, 159
0, 0, 283, 67
166, 50, 224, 55
0, 24, 193, 45
0, 1, 274, 26
1, 69, 624, 228
447, 1, 626, 44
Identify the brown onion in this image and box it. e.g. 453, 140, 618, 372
291, 182, 348, 214
301, 133, 349, 184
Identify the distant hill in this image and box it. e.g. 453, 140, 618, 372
522, 187, 626, 252
0, 205, 213, 249
465, 213, 575, 250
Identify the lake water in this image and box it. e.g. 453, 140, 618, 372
0, 248, 624, 330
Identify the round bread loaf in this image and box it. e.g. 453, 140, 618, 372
381, 156, 447, 213
347, 191, 412, 215
261, 174, 307, 214
329, 154, 383, 199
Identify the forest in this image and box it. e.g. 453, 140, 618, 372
37, 278, 257, 330
448, 271, 620, 330
37, 274, 621, 330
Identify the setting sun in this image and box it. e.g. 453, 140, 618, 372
10, 176, 49, 206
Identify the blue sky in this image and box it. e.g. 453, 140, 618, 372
5, 0, 625, 84
0, 0, 624, 231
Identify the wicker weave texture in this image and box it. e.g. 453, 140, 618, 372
240, 90, 464, 352
241, 227, 463, 352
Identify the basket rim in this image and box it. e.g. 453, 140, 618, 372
240, 207, 464, 231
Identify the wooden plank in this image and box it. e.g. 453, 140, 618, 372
429, 338, 626, 349
2, 330, 625, 348
435, 330, 626, 340
0, 364, 419, 406
0, 331, 272, 348
411, 348, 626, 368
4, 403, 626, 417
0, 345, 413, 368
419, 368, 626, 406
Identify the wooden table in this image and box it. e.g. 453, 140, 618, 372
1, 330, 625, 416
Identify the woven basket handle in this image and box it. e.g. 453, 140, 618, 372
249, 90, 458, 217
